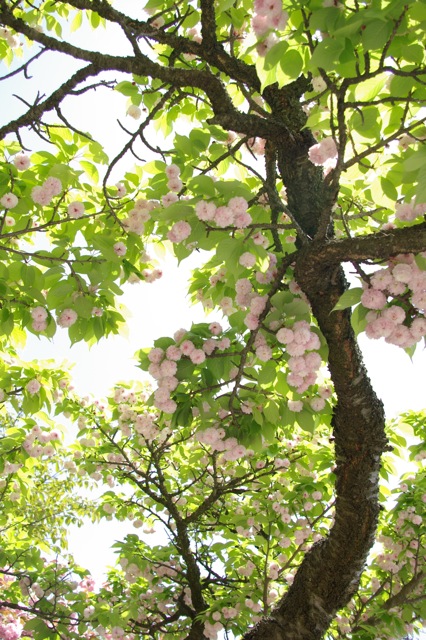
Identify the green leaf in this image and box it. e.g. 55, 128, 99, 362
351, 302, 369, 336
404, 147, 426, 172
263, 40, 289, 70
187, 176, 216, 198
332, 288, 363, 311
309, 39, 345, 72
380, 177, 398, 201
258, 363, 277, 387
71, 10, 83, 31
350, 106, 381, 139
114, 81, 139, 97
264, 400, 280, 424
296, 411, 315, 434
361, 19, 393, 50
279, 49, 304, 82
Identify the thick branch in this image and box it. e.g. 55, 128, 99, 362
0, 63, 100, 139
317, 222, 426, 265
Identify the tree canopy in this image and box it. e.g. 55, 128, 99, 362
0, 1, 425, 639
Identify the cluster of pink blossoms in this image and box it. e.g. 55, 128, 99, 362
123, 198, 155, 235
361, 254, 426, 348
148, 323, 229, 414
196, 426, 248, 461
234, 278, 268, 332
31, 177, 62, 206
22, 424, 60, 458
195, 196, 252, 229
31, 306, 48, 332
276, 321, 322, 393
161, 163, 183, 209
252, 0, 288, 43
395, 199, 426, 222
0, 618, 23, 640
203, 620, 224, 640
233, 274, 323, 392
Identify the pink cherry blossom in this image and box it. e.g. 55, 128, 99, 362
165, 164, 180, 179
385, 325, 415, 347
166, 345, 182, 360
67, 201, 85, 219
209, 322, 222, 335
304, 351, 322, 371
361, 288, 387, 310
44, 176, 62, 196
308, 137, 338, 166
244, 312, 259, 330
228, 196, 248, 215
410, 317, 426, 339
287, 400, 303, 413
256, 33, 277, 57
392, 263, 414, 284
214, 205, 234, 227
252, 231, 268, 246
174, 328, 187, 342
256, 345, 272, 361
148, 347, 164, 363
382, 305, 405, 324
162, 192, 179, 207
0, 192, 18, 209
26, 379, 41, 395
252, 14, 270, 36
250, 295, 267, 315
365, 317, 394, 340
395, 202, 416, 221
167, 177, 183, 192
31, 306, 48, 321
195, 200, 216, 221
160, 359, 177, 377
370, 269, 393, 290
236, 278, 252, 294
115, 182, 127, 197
276, 327, 294, 344
411, 290, 426, 310
190, 348, 206, 364
58, 308, 78, 328
31, 186, 52, 206
234, 211, 252, 228
180, 339, 195, 355
32, 319, 47, 332
167, 220, 191, 243
310, 397, 325, 411
113, 241, 127, 256
239, 252, 256, 268
13, 153, 31, 170
203, 338, 217, 355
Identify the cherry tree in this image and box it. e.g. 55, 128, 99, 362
0, 1, 425, 639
